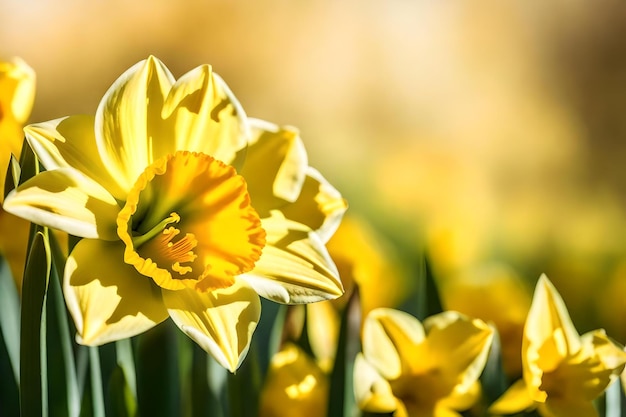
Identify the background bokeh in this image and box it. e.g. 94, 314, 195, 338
2, 0, 626, 346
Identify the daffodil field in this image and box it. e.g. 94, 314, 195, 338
1, 52, 626, 417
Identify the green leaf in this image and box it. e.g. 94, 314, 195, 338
17, 137, 39, 186
404, 253, 443, 321
46, 233, 81, 417
327, 287, 361, 417
227, 342, 261, 417
479, 326, 508, 406
88, 347, 105, 417
4, 154, 20, 199
0, 255, 20, 383
188, 343, 223, 417
20, 228, 51, 417
136, 321, 181, 417
107, 365, 137, 417
0, 287, 20, 416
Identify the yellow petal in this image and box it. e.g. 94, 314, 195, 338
94, 56, 174, 193
527, 274, 581, 357
0, 58, 35, 203
279, 168, 347, 243
24, 116, 128, 201
162, 280, 260, 372
583, 329, 626, 373
241, 211, 343, 304
306, 301, 340, 372
524, 274, 581, 398
489, 379, 535, 415
64, 239, 168, 345
540, 398, 598, 417
4, 168, 119, 239
0, 57, 35, 124
259, 343, 328, 417
240, 120, 308, 214
161, 65, 249, 164
362, 308, 425, 380
353, 353, 398, 413
423, 311, 493, 393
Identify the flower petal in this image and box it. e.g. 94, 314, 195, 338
240, 119, 308, 213
488, 379, 535, 415
0, 57, 35, 124
24, 116, 128, 201
94, 56, 175, 193
524, 274, 581, 398
362, 308, 425, 380
353, 353, 398, 413
64, 239, 168, 345
3, 168, 120, 239
162, 280, 260, 372
423, 311, 493, 393
240, 211, 343, 304
259, 343, 329, 417
279, 167, 347, 243
160, 65, 249, 164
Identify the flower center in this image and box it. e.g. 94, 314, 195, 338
117, 151, 266, 291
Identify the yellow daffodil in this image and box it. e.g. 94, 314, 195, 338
490, 274, 626, 417
354, 308, 493, 417
0, 57, 35, 291
2, 56, 346, 371
442, 263, 531, 377
259, 343, 328, 417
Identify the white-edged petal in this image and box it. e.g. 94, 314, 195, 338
3, 168, 119, 239
353, 353, 398, 413
163, 280, 261, 372
64, 239, 169, 345
240, 211, 343, 304
94, 56, 175, 193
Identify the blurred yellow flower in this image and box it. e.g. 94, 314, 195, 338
259, 343, 328, 417
3, 56, 346, 371
0, 57, 35, 291
354, 308, 493, 417
442, 263, 531, 377
490, 274, 626, 417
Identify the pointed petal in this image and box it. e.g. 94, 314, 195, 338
527, 274, 581, 356
524, 275, 581, 397
488, 379, 535, 415
362, 308, 425, 380
64, 239, 168, 345
240, 119, 308, 213
424, 311, 493, 393
3, 168, 119, 239
240, 211, 343, 304
94, 56, 175, 192
162, 280, 260, 372
160, 66, 249, 164
353, 353, 398, 413
24, 116, 128, 201
279, 168, 347, 243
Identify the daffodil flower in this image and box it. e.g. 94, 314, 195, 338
354, 308, 493, 417
259, 343, 328, 417
490, 274, 626, 417
0, 57, 35, 290
2, 56, 346, 371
